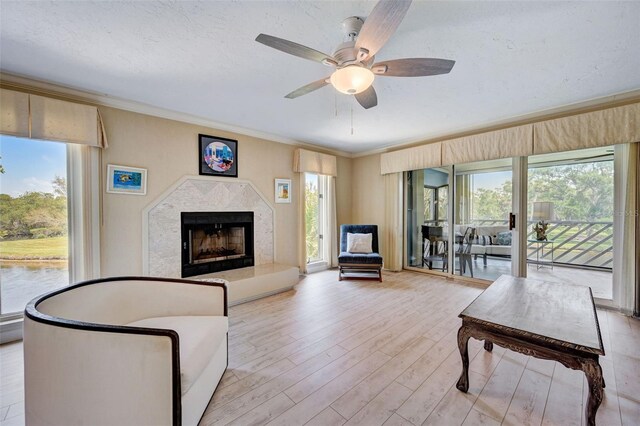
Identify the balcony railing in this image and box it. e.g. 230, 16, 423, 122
472, 219, 613, 270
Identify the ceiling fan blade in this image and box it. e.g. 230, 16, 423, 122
355, 86, 378, 109
285, 78, 330, 99
372, 58, 455, 77
355, 0, 412, 59
256, 34, 337, 65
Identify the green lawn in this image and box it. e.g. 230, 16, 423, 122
0, 236, 68, 260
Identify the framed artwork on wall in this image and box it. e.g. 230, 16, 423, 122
199, 134, 238, 177
275, 179, 292, 203
106, 164, 147, 195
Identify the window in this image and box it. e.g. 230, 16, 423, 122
0, 136, 69, 316
423, 187, 434, 221
304, 173, 329, 269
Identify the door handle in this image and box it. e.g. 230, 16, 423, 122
509, 212, 516, 230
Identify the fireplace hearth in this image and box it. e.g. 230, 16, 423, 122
181, 211, 254, 277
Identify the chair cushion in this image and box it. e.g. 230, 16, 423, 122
126, 315, 228, 395
485, 245, 512, 256
469, 244, 486, 255
339, 252, 383, 265
346, 233, 373, 253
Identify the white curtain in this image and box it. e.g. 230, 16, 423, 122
67, 144, 101, 282
297, 172, 307, 274
383, 173, 403, 271
614, 143, 638, 315
327, 176, 338, 267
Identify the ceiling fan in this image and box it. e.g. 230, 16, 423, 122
255, 0, 455, 109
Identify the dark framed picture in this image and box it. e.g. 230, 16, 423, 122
199, 134, 238, 177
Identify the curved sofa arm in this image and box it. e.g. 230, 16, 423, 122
34, 276, 228, 326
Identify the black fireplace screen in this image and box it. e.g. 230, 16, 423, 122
191, 226, 245, 263
181, 211, 254, 277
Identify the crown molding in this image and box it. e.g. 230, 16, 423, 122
0, 71, 354, 158
3, 71, 638, 160
352, 88, 640, 158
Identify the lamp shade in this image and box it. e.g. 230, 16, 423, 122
330, 65, 375, 95
531, 201, 554, 221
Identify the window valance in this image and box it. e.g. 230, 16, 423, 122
533, 102, 640, 154
379, 101, 640, 174
0, 89, 29, 137
380, 142, 441, 175
293, 148, 337, 176
0, 88, 108, 148
441, 125, 533, 166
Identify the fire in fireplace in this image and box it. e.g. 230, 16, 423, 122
181, 211, 254, 277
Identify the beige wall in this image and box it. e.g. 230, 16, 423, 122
335, 156, 353, 230
350, 153, 386, 253
99, 106, 351, 277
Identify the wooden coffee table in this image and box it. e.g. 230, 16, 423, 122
456, 275, 605, 426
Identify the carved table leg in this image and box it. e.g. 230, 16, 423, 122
484, 340, 493, 352
583, 358, 604, 426
456, 325, 472, 392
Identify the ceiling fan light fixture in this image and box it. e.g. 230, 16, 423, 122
330, 65, 375, 95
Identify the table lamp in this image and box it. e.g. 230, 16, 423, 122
531, 201, 554, 241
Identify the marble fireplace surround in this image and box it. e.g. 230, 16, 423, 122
142, 176, 275, 277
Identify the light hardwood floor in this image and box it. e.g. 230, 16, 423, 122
1, 270, 639, 425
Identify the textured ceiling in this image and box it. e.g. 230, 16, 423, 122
1, 1, 639, 154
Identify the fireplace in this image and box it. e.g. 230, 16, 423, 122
181, 211, 254, 277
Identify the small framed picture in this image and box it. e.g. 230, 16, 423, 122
199, 134, 238, 177
106, 164, 147, 195
275, 179, 292, 204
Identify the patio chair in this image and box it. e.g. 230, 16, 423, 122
423, 237, 448, 271
455, 227, 475, 277
338, 224, 383, 282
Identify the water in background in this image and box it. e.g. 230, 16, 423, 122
0, 262, 68, 314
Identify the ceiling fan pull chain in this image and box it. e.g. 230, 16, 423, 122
335, 92, 338, 117
351, 105, 354, 135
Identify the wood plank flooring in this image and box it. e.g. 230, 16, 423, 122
1, 270, 639, 425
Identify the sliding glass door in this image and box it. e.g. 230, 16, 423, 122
403, 146, 617, 305
453, 159, 513, 280
406, 168, 450, 272
526, 147, 614, 299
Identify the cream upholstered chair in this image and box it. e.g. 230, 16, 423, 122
23, 276, 228, 426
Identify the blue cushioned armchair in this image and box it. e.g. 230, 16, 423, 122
338, 224, 383, 282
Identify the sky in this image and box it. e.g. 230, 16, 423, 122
0, 135, 67, 197
473, 170, 511, 190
